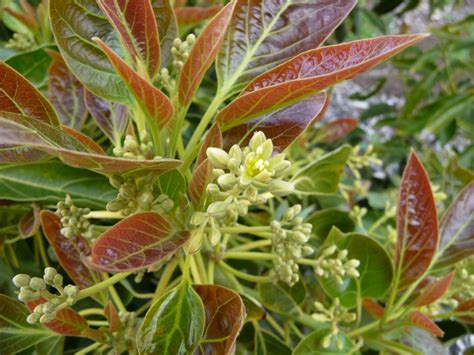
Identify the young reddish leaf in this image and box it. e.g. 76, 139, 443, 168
189, 159, 213, 208
175, 5, 222, 26
62, 127, 105, 155
409, 311, 444, 337
47, 50, 87, 130
395, 151, 438, 289
89, 212, 189, 272
178, 1, 235, 108
414, 272, 455, 307
196, 124, 223, 167
19, 203, 41, 238
94, 38, 174, 129
97, 0, 161, 79
217, 0, 356, 92
362, 299, 385, 319
84, 89, 128, 145
151, 0, 178, 67
2, 7, 37, 29
316, 117, 358, 144
437, 182, 474, 267
217, 35, 427, 129
0, 62, 60, 126
40, 211, 102, 290
104, 302, 121, 332
223, 92, 327, 152
193, 284, 246, 355
455, 299, 474, 324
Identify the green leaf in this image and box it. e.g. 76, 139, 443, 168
137, 282, 205, 354
307, 209, 355, 240
157, 169, 186, 207
257, 279, 306, 316
292, 145, 351, 195
255, 329, 292, 355
319, 228, 394, 308
293, 326, 354, 354
5, 46, 53, 88
0, 161, 116, 208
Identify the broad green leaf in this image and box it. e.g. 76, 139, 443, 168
49, 0, 127, 102
427, 92, 474, 133
0, 294, 58, 353
255, 329, 291, 355
178, 2, 235, 108
176, 6, 222, 26
216, 0, 356, 94
307, 209, 355, 240
196, 124, 223, 167
0, 62, 60, 126
35, 336, 65, 355
97, 0, 161, 79
0, 161, 115, 208
193, 284, 246, 354
222, 93, 328, 153
90, 212, 189, 272
137, 282, 205, 354
413, 272, 455, 307
47, 51, 87, 130
5, 46, 53, 88
94, 37, 174, 129
292, 145, 351, 195
293, 327, 354, 354
157, 169, 186, 206
315, 118, 358, 144
396, 151, 438, 288
151, 0, 178, 68
217, 35, 427, 128
437, 182, 474, 267
319, 229, 393, 308
257, 280, 305, 316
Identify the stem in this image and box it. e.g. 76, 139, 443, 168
77, 272, 131, 301
207, 259, 215, 284
109, 284, 127, 313
265, 312, 285, 337
120, 281, 155, 299
219, 262, 271, 283
5, 235, 21, 244
37, 233, 50, 268
224, 251, 276, 261
87, 320, 109, 327
227, 239, 272, 252
79, 308, 105, 317
84, 211, 123, 219
154, 257, 178, 300
219, 225, 272, 235
190, 255, 203, 284
75, 342, 102, 355
195, 252, 208, 284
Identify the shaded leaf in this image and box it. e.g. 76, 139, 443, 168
241, 294, 265, 322
414, 272, 455, 307
402, 327, 447, 355
34, 336, 65, 355
257, 280, 305, 316
157, 169, 186, 206
5, 46, 53, 87
19, 202, 41, 238
455, 298, 474, 324
196, 124, 223, 167
178, 2, 235, 108
137, 282, 205, 354
151, 0, 178, 68
189, 159, 213, 208
255, 329, 291, 355
97, 0, 161, 78
176, 6, 222, 26
47, 50, 87, 129
315, 117, 358, 144
223, 93, 328, 152
90, 212, 189, 272
307, 208, 355, 240
62, 126, 105, 155
396, 151, 438, 288
217, 35, 427, 128
362, 299, 385, 319
409, 311, 444, 337
293, 327, 354, 354
193, 284, 246, 355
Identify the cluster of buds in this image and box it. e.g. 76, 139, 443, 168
269, 205, 313, 286
171, 34, 196, 71
12, 268, 79, 324
5, 32, 35, 50
113, 131, 157, 161
313, 245, 360, 284
56, 194, 95, 240
107, 174, 173, 216
347, 144, 382, 180
312, 298, 356, 350
349, 205, 367, 228
457, 267, 474, 300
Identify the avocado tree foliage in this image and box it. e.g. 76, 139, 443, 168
0, 0, 473, 354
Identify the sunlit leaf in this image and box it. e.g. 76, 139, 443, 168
293, 327, 354, 354
193, 284, 245, 354
196, 124, 222, 167
175, 5, 222, 26
409, 311, 444, 337
97, 0, 161, 79
90, 212, 189, 272
414, 272, 455, 307
151, 0, 178, 68
396, 151, 438, 288
178, 1, 235, 108
137, 282, 205, 354
315, 117, 358, 144
19, 202, 41, 238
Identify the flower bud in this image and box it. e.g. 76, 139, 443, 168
217, 174, 237, 190
311, 313, 329, 322
249, 132, 266, 151
18, 290, 38, 302
269, 180, 294, 196
322, 245, 337, 256
27, 313, 41, 324
40, 314, 55, 324
53, 274, 63, 287
29, 277, 46, 291
207, 148, 229, 168
206, 183, 221, 196
13, 274, 31, 288
43, 267, 57, 284
207, 200, 229, 218
64, 285, 80, 299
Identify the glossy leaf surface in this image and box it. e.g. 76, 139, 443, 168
97, 0, 161, 78
151, 0, 178, 67
216, 0, 356, 92
47, 51, 87, 129
217, 35, 427, 127
193, 284, 245, 354
396, 151, 438, 288
293, 327, 354, 354
178, 2, 235, 108
409, 311, 444, 337
176, 6, 222, 26
414, 272, 455, 307
137, 282, 205, 354
223, 93, 327, 152
196, 124, 223, 167
90, 212, 189, 272
315, 117, 358, 144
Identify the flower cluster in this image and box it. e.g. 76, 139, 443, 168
107, 174, 173, 216
270, 205, 313, 286
113, 130, 157, 161
56, 194, 95, 240
12, 268, 79, 324
347, 144, 382, 180
5, 32, 35, 50
171, 34, 196, 71
313, 245, 360, 284
312, 298, 356, 350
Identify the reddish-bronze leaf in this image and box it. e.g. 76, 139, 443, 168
2, 7, 36, 29
362, 299, 385, 319
18, 203, 41, 238
222, 92, 327, 152
193, 284, 246, 355
151, 0, 178, 67
178, 1, 235, 108
84, 89, 128, 145
40, 211, 102, 290
316, 117, 358, 144
395, 151, 438, 289
104, 302, 121, 332
47, 50, 87, 130
455, 299, 474, 324
189, 159, 213, 208
89, 212, 189, 272
196, 124, 223, 167
437, 182, 474, 267
414, 272, 455, 307
62, 127, 105, 155
0, 62, 60, 126
175, 5, 222, 26
409, 311, 444, 337
94, 38, 173, 129
217, 35, 427, 128
97, 0, 161, 78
